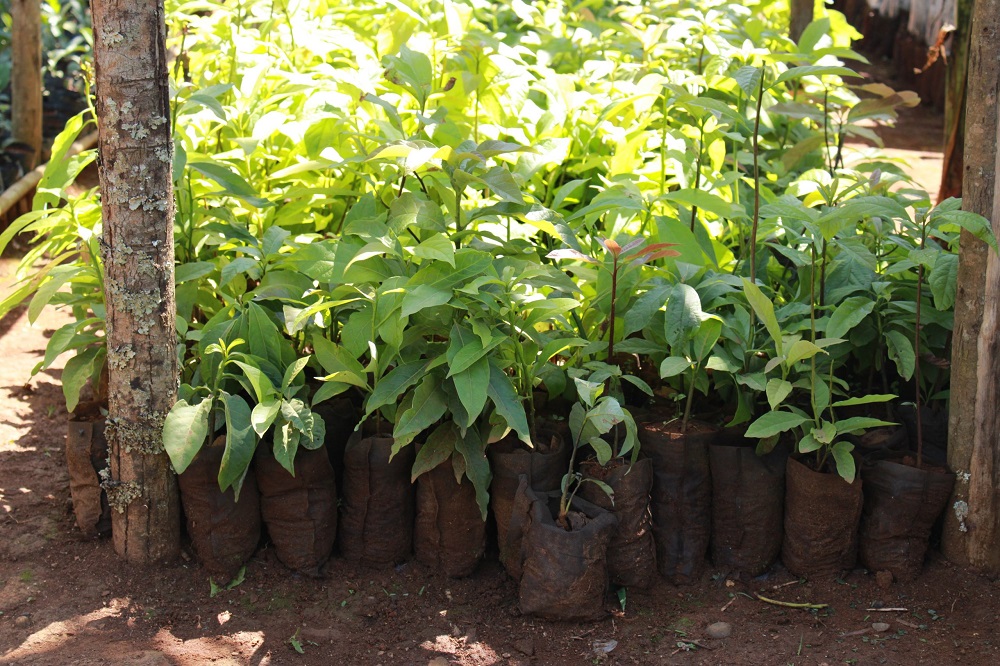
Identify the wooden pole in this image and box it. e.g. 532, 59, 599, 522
944, 0, 1000, 571
11, 0, 43, 170
92, 0, 180, 563
939, 0, 972, 202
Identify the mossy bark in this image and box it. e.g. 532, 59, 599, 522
93, 0, 179, 563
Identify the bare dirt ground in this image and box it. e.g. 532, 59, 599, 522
1, 61, 990, 666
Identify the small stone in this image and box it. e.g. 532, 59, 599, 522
514, 638, 535, 656
14, 615, 29, 627
872, 622, 890, 633
102, 590, 111, 596
706, 621, 732, 639
876, 570, 894, 590
464, 628, 477, 644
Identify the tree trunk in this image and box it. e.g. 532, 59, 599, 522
11, 0, 42, 170
944, 0, 1000, 571
789, 0, 813, 43
939, 0, 972, 202
92, 0, 179, 563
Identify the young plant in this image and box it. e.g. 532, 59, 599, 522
657, 284, 724, 431
557, 379, 636, 529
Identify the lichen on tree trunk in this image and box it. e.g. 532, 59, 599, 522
945, 0, 1000, 572
92, 0, 179, 563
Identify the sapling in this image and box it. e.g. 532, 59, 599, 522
557, 379, 636, 530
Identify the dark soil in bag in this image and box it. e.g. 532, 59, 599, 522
639, 419, 715, 585
510, 478, 618, 621
578, 458, 656, 588
488, 426, 569, 574
339, 432, 415, 566
414, 456, 486, 578
254, 444, 337, 576
178, 437, 261, 579
859, 456, 955, 581
65, 403, 111, 538
782, 456, 863, 578
709, 436, 788, 576
311, 397, 357, 492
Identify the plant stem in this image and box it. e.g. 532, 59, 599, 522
682, 366, 696, 433
607, 253, 618, 362
915, 227, 926, 467
750, 71, 765, 283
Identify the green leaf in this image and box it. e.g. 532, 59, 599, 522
664, 283, 705, 348
365, 360, 429, 417
452, 357, 490, 429
62, 347, 100, 413
785, 340, 826, 366
745, 411, 808, 438
251, 399, 281, 437
928, 253, 958, 311
281, 356, 311, 393
885, 329, 915, 380
933, 208, 999, 253
771, 65, 857, 89
401, 283, 452, 317
691, 318, 723, 362
766, 378, 793, 410
456, 427, 491, 520
831, 394, 896, 408
162, 397, 213, 475
733, 65, 763, 96
826, 296, 875, 339
175, 261, 216, 284
589, 437, 613, 466
28, 266, 83, 324
480, 166, 525, 204
232, 361, 276, 403
393, 374, 448, 447
219, 393, 256, 499
412, 234, 456, 267
411, 422, 458, 482
662, 189, 741, 220
798, 432, 822, 453
831, 441, 857, 483
189, 160, 269, 207
389, 192, 446, 233
742, 279, 783, 356
487, 363, 530, 444
273, 422, 300, 475
835, 417, 896, 435
659, 356, 691, 378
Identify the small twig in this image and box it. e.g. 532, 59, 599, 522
689, 640, 714, 650
570, 628, 596, 641
865, 607, 908, 612
772, 580, 801, 591
951, 597, 960, 613
721, 596, 737, 612
756, 594, 829, 610
897, 618, 920, 629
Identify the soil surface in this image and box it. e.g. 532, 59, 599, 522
2, 257, 1000, 666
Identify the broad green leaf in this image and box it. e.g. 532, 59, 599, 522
785, 340, 826, 366
835, 417, 896, 435
452, 357, 490, 428
928, 253, 958, 311
189, 160, 269, 207
365, 360, 429, 416
589, 437, 613, 466
487, 363, 530, 444
733, 65, 763, 96
691, 318, 723, 362
745, 411, 808, 438
826, 296, 875, 339
411, 422, 458, 482
219, 393, 256, 499
393, 374, 448, 446
664, 283, 705, 348
659, 356, 691, 378
162, 397, 212, 475
232, 360, 276, 403
831, 441, 857, 483
412, 234, 455, 267
766, 378, 793, 410
251, 399, 281, 437
401, 283, 452, 317
742, 279, 783, 356
273, 422, 300, 475
456, 427, 491, 520
771, 65, 857, 88
62, 347, 100, 413
28, 266, 84, 324
798, 432, 821, 453
885, 329, 915, 380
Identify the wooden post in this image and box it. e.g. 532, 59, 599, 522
789, 0, 813, 43
11, 0, 42, 170
944, 0, 1000, 571
939, 0, 972, 202
92, 0, 180, 563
